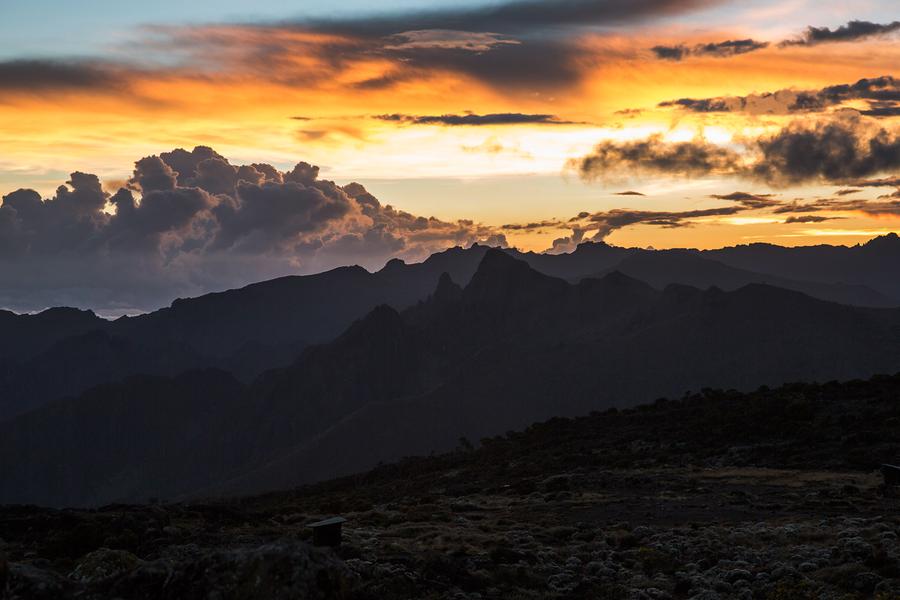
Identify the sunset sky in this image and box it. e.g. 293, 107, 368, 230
1, 0, 899, 311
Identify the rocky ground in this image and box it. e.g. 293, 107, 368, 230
2, 376, 900, 599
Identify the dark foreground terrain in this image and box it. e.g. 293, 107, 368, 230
2, 374, 899, 599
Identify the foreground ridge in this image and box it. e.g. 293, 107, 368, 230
2, 373, 899, 599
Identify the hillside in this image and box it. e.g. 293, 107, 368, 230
2, 374, 899, 599
3, 250, 900, 507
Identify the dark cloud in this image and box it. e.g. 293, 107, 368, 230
308, 0, 718, 37
0, 147, 503, 312
835, 188, 862, 196
750, 117, 900, 185
773, 195, 900, 218
503, 205, 752, 251
500, 219, 564, 231
570, 134, 742, 180
784, 215, 843, 223
574, 115, 900, 186
659, 76, 900, 118
652, 39, 768, 61
0, 60, 121, 92
781, 20, 900, 47
772, 200, 828, 214
862, 103, 900, 118
374, 112, 578, 126
711, 192, 780, 209
571, 206, 745, 240
141, 0, 718, 94
615, 191, 646, 196
849, 176, 900, 188
380, 39, 587, 91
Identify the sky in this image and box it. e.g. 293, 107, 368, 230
0, 0, 899, 311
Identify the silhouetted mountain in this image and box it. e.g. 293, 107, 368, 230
4, 237, 900, 422
705, 232, 900, 300
0, 252, 485, 421
595, 250, 897, 307
0, 307, 105, 362
0, 331, 208, 418
4, 250, 900, 507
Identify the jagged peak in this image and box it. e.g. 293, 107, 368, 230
32, 306, 99, 320
475, 248, 525, 271
380, 258, 406, 272
433, 272, 462, 302
463, 248, 568, 308
593, 270, 649, 288
341, 304, 404, 341
862, 232, 900, 249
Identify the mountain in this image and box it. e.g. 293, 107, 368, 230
4, 250, 900, 507
0, 307, 106, 362
0, 251, 487, 422
595, 249, 897, 307
704, 232, 900, 300
4, 236, 899, 422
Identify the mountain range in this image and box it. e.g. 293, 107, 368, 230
2, 234, 899, 423
3, 241, 900, 507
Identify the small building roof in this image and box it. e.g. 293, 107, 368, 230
309, 516, 347, 528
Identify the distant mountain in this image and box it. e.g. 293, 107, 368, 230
0, 241, 671, 422
0, 307, 106, 362
0, 251, 485, 421
4, 249, 900, 507
3, 236, 900, 422
594, 250, 897, 307
704, 232, 900, 300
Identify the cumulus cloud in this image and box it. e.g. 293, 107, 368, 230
658, 76, 900, 117
749, 117, 900, 185
572, 114, 900, 186
781, 20, 900, 47
651, 39, 768, 60
0, 147, 503, 312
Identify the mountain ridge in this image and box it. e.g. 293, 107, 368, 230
3, 249, 900, 507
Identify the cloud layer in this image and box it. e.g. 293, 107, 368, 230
781, 20, 900, 47
0, 147, 504, 313
374, 112, 578, 126
659, 76, 900, 118
652, 39, 768, 61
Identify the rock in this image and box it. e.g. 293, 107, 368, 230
69, 548, 140, 584
838, 537, 872, 559
109, 540, 355, 600
853, 572, 881, 593
541, 475, 571, 493
724, 569, 752, 583
7, 563, 72, 599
